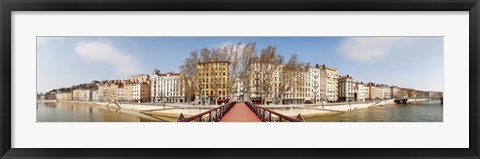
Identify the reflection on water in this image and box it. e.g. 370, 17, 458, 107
305, 101, 443, 122
37, 102, 156, 122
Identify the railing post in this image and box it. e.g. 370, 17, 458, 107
261, 110, 265, 121
296, 113, 305, 122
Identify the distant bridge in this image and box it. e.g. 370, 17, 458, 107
394, 97, 443, 104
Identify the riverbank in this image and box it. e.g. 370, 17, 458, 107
37, 99, 442, 122
265, 99, 396, 118
38, 99, 402, 121
38, 100, 174, 121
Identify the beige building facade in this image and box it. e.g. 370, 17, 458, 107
92, 84, 108, 102
318, 65, 338, 102
72, 89, 92, 101
107, 83, 120, 102
368, 83, 381, 101
133, 82, 150, 103
382, 86, 392, 99
196, 61, 230, 105
284, 66, 310, 104
56, 92, 73, 101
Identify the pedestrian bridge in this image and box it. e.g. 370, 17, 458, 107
177, 102, 304, 122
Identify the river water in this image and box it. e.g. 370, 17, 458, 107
36, 102, 155, 122
37, 101, 443, 122
305, 100, 443, 122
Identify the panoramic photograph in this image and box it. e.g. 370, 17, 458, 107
36, 37, 443, 122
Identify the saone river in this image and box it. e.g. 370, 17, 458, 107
306, 101, 442, 122
37, 101, 442, 122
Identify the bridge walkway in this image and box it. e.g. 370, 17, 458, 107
220, 103, 262, 122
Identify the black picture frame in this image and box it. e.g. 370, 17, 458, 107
1, 0, 479, 158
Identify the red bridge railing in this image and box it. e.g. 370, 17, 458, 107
245, 102, 304, 122
177, 102, 235, 122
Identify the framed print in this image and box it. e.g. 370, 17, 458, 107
1, 0, 479, 158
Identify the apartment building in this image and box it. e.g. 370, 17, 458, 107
151, 69, 191, 103
354, 82, 369, 102
309, 65, 322, 103
92, 84, 108, 102
249, 58, 282, 104
318, 64, 338, 102
368, 83, 381, 101
56, 92, 73, 101
338, 75, 355, 102
382, 86, 392, 99
72, 89, 92, 101
195, 60, 230, 105
132, 82, 150, 103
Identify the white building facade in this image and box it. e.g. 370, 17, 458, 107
309, 66, 322, 103
355, 82, 369, 102
151, 69, 188, 103
232, 78, 245, 102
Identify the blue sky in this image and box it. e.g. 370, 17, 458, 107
37, 37, 443, 93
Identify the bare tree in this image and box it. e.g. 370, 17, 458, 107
179, 50, 199, 103
211, 45, 231, 62
278, 53, 302, 105
175, 76, 184, 102
209, 45, 229, 105
200, 48, 212, 62
260, 45, 276, 59
257, 45, 279, 104
273, 54, 284, 104
238, 43, 258, 102
216, 43, 244, 102
180, 43, 306, 106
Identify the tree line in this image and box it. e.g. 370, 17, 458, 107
179, 42, 305, 104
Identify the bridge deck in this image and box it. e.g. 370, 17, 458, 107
220, 103, 262, 122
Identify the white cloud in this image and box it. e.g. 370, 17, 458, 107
338, 37, 417, 63
74, 41, 139, 74
37, 37, 65, 45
